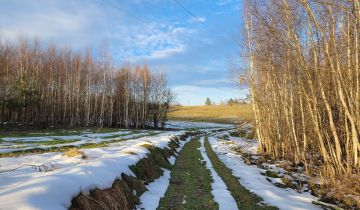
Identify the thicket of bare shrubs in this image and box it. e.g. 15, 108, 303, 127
244, 0, 359, 206
0, 39, 172, 128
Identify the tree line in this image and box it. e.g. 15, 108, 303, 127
244, 0, 359, 185
0, 39, 172, 129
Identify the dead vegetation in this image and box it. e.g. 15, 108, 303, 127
63, 148, 87, 159
243, 0, 360, 207
234, 140, 359, 209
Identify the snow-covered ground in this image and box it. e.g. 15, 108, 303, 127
1, 122, 232, 155
0, 121, 329, 210
208, 136, 322, 210
0, 129, 161, 154
0, 131, 181, 210
165, 120, 234, 130
199, 137, 238, 210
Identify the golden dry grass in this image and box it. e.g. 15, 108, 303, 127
168, 104, 254, 124
63, 148, 84, 158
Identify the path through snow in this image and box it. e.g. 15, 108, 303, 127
137, 136, 192, 210
199, 137, 238, 210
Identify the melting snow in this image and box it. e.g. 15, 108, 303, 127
0, 131, 181, 210
165, 120, 234, 130
167, 156, 176, 165
208, 136, 321, 210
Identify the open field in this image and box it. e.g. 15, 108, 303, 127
0, 121, 345, 209
168, 104, 254, 124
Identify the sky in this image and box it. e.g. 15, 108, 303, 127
0, 0, 248, 105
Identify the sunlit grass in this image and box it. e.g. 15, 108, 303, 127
168, 104, 254, 124
0, 127, 131, 139
0, 130, 165, 157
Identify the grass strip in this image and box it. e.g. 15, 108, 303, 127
0, 127, 132, 138
0, 131, 165, 157
204, 136, 277, 210
158, 137, 218, 210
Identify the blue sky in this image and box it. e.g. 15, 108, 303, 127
0, 0, 248, 105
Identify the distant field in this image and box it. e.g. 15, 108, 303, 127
168, 104, 254, 124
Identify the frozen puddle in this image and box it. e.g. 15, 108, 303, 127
199, 137, 238, 210
208, 136, 321, 210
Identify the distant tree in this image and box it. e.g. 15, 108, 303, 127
205, 97, 212, 105
245, 94, 252, 103
228, 98, 234, 106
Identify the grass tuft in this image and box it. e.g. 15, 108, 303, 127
63, 148, 86, 158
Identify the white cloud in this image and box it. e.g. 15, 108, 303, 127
216, 0, 242, 11
189, 17, 206, 23
149, 45, 186, 59
217, 0, 234, 6
111, 23, 193, 62
0, 0, 106, 48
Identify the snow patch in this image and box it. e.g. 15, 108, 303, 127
0, 131, 181, 210
208, 136, 321, 210
168, 156, 176, 165
137, 169, 171, 210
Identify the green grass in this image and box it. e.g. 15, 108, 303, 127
100, 130, 140, 139
79, 142, 109, 149
0, 130, 165, 157
204, 136, 277, 210
8, 139, 80, 145
263, 170, 282, 178
168, 104, 254, 124
0, 142, 110, 157
86, 127, 124, 133
229, 129, 256, 139
120, 131, 163, 140
0, 127, 131, 139
0, 129, 84, 138
158, 137, 218, 210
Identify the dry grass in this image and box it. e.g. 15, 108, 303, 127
63, 148, 86, 158
168, 104, 254, 124
138, 142, 154, 149
69, 180, 133, 210
122, 151, 138, 155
